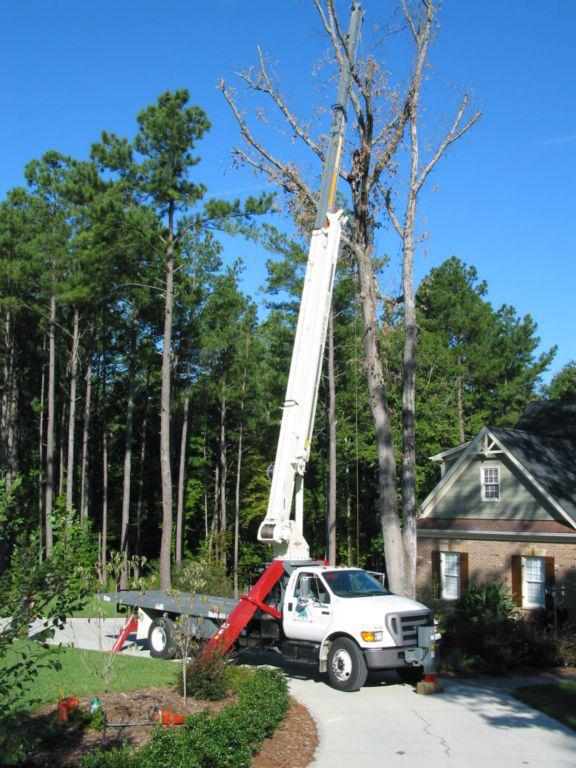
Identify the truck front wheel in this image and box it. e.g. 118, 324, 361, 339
327, 638, 368, 692
148, 616, 177, 660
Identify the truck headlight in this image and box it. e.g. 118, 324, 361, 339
361, 631, 383, 642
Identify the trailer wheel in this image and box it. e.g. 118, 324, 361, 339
327, 637, 368, 692
397, 666, 424, 685
148, 617, 177, 660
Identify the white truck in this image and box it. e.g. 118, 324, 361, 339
106, 2, 440, 692
105, 562, 437, 692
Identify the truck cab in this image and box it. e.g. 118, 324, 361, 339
261, 564, 438, 692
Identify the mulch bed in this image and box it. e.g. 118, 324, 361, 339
24, 687, 318, 767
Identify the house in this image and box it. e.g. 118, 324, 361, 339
416, 400, 576, 616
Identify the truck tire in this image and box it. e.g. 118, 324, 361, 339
327, 637, 368, 692
397, 666, 424, 685
148, 616, 178, 660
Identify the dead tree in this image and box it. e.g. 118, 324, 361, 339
221, 0, 480, 596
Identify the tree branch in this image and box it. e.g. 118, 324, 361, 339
236, 48, 326, 162
416, 96, 482, 191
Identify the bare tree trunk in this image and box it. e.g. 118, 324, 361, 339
45, 293, 56, 554
233, 362, 247, 597
356, 246, 405, 594
233, 422, 243, 598
1, 309, 17, 489
134, 395, 148, 580
66, 307, 80, 517
219, 388, 227, 567
326, 311, 337, 565
5, 322, 18, 492
58, 399, 67, 497
400, 176, 419, 598
101, 359, 108, 586
0, 309, 10, 472
175, 363, 192, 565
119, 347, 135, 589
203, 434, 208, 539
80, 358, 92, 519
345, 464, 352, 566
159, 201, 175, 590
38, 338, 46, 561
209, 462, 220, 557
456, 358, 465, 443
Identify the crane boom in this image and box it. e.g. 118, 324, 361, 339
258, 2, 364, 560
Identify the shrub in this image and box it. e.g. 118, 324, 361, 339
178, 648, 231, 701
81, 668, 290, 768
79, 744, 135, 768
442, 581, 564, 674
448, 581, 516, 626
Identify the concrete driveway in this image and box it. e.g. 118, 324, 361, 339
26, 618, 576, 768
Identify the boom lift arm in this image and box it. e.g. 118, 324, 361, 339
257, 2, 363, 560
208, 2, 363, 655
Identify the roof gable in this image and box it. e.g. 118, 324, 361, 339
420, 426, 576, 528
490, 427, 576, 526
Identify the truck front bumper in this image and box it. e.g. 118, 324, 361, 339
363, 647, 415, 669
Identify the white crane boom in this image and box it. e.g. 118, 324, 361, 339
257, 211, 345, 559
258, 2, 363, 560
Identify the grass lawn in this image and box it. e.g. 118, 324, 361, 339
2, 642, 177, 711
514, 682, 576, 732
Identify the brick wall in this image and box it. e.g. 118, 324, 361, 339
416, 536, 576, 615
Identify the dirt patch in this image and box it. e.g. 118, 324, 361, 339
24, 688, 318, 767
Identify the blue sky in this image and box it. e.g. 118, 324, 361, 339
1, 0, 574, 381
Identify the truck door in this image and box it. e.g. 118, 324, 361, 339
283, 571, 332, 642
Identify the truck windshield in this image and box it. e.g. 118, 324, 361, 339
322, 570, 389, 598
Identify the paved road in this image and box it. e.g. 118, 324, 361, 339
23, 618, 576, 768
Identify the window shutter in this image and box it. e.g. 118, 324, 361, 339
431, 551, 441, 596
511, 555, 522, 607
460, 552, 469, 595
544, 556, 555, 611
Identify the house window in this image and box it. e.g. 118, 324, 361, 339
481, 466, 500, 501
522, 556, 545, 608
441, 552, 461, 600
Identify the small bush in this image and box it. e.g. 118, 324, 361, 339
556, 624, 576, 667
178, 648, 231, 701
442, 581, 565, 674
448, 581, 516, 626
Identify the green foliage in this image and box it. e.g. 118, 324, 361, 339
544, 360, 576, 400
179, 649, 231, 701
80, 668, 289, 768
79, 744, 136, 768
447, 582, 516, 625
173, 556, 233, 598
443, 583, 563, 674
0, 512, 97, 711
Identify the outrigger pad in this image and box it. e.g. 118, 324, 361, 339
416, 679, 443, 695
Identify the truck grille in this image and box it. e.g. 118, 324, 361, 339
399, 613, 431, 646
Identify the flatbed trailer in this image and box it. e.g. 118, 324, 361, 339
102, 588, 240, 658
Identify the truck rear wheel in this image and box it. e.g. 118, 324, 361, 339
148, 616, 177, 660
327, 637, 368, 692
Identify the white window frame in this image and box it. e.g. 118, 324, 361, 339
481, 464, 500, 502
440, 552, 461, 601
522, 556, 546, 609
